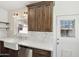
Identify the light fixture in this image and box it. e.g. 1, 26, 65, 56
13, 11, 28, 17
13, 12, 19, 17
23, 11, 28, 17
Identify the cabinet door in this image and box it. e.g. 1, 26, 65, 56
32, 49, 51, 57
43, 3, 52, 32
28, 7, 36, 31
0, 41, 2, 53
0, 41, 4, 53
1, 47, 18, 57
28, 2, 53, 32
35, 6, 43, 31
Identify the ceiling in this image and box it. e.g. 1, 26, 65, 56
0, 1, 39, 11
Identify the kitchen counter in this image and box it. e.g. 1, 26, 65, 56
0, 38, 53, 51
18, 39, 53, 51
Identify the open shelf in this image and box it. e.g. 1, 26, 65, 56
0, 21, 9, 30
0, 21, 9, 24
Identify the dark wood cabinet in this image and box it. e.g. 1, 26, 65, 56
0, 42, 51, 57
28, 6, 36, 31
43, 3, 52, 31
8, 48, 18, 57
0, 41, 2, 53
0, 41, 18, 57
0, 41, 3, 54
32, 49, 51, 57
27, 1, 53, 32
1, 47, 18, 57
19, 45, 51, 57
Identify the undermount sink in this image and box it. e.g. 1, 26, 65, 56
4, 39, 18, 50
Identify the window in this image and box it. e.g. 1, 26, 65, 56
60, 20, 75, 37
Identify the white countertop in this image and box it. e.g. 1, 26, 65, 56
18, 39, 53, 51
0, 38, 53, 51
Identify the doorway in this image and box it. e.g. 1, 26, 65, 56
56, 15, 79, 57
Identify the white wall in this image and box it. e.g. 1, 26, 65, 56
0, 8, 8, 38
8, 7, 28, 37
55, 1, 79, 16
0, 8, 8, 22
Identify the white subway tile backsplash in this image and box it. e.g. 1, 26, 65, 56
27, 31, 53, 43
0, 29, 7, 38
0, 23, 7, 28
18, 31, 53, 44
